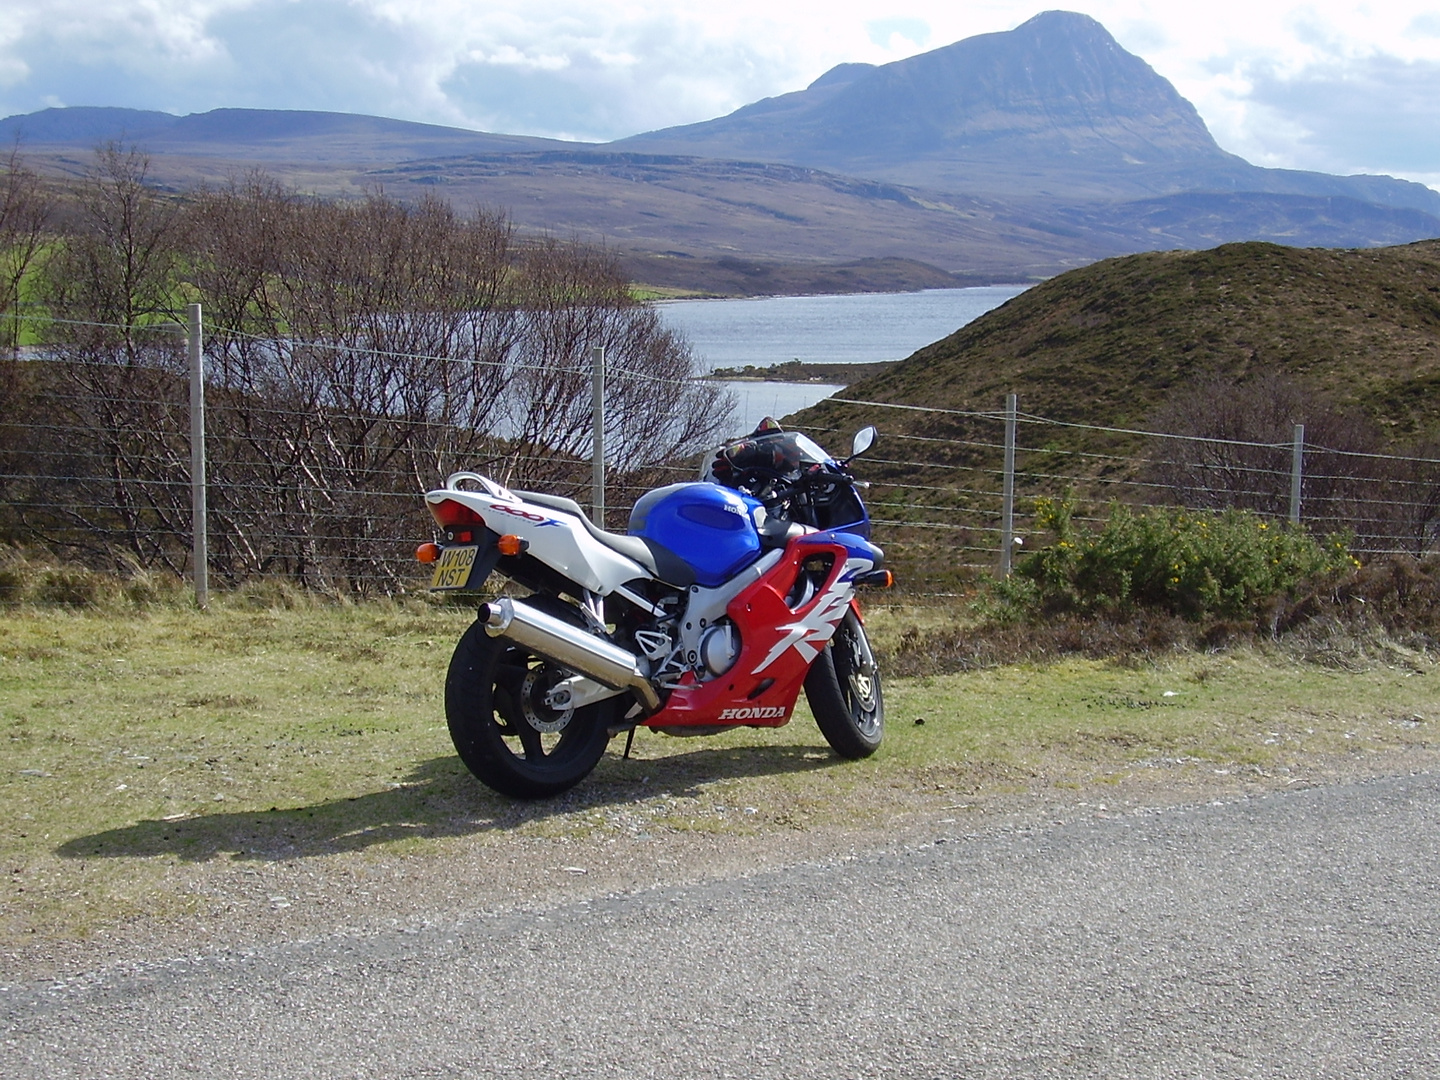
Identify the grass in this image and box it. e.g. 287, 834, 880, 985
1, 599, 1435, 951
628, 284, 719, 301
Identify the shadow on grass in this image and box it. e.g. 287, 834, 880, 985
56, 739, 839, 863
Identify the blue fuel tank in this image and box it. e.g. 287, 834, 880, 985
628, 483, 763, 587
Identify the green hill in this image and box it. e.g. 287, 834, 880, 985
804, 240, 1440, 443
793, 240, 1440, 587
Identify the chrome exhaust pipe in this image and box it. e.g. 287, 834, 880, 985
480, 597, 661, 713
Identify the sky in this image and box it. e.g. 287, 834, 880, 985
2, 1, 1438, 190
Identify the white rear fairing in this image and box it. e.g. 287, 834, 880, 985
426, 474, 649, 595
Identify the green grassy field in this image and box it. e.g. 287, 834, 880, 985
2, 599, 1435, 949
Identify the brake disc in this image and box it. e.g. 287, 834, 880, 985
520, 666, 574, 734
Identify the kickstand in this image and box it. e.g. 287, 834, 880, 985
623, 726, 637, 760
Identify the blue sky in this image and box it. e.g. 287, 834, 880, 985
2, 1, 1438, 190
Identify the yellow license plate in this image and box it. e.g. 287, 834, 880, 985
430, 545, 479, 589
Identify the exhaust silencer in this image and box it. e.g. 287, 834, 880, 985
480, 597, 661, 713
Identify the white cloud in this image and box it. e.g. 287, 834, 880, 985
1105, 2, 1440, 188
0, 1, 1436, 188
866, 18, 932, 50
1230, 54, 1440, 180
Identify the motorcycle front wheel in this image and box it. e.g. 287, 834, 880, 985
803, 608, 883, 759
445, 617, 616, 799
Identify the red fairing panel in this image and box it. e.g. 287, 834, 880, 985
641, 537, 859, 729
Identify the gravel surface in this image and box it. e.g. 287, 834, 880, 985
4, 769, 1437, 1078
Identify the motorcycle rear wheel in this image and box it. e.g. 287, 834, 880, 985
804, 608, 883, 759
445, 616, 616, 799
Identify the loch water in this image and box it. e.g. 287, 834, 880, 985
656, 285, 1028, 432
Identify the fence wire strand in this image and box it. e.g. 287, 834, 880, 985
6, 311, 1439, 591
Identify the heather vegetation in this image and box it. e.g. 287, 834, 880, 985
812, 240, 1440, 439
797, 239, 1440, 596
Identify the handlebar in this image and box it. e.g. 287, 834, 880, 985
749, 463, 856, 516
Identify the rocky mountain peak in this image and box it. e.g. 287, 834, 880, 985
617, 10, 1227, 179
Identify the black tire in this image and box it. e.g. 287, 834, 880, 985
804, 608, 883, 759
445, 615, 616, 799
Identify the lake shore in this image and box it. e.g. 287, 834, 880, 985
705, 359, 897, 384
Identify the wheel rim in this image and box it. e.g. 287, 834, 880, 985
494, 652, 590, 765
838, 621, 881, 738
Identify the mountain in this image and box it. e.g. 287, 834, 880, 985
0, 105, 579, 163
0, 106, 178, 145
3, 13, 1438, 292
618, 13, 1225, 188
617, 11, 1440, 216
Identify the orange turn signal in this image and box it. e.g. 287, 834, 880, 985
496, 533, 527, 557
415, 542, 440, 564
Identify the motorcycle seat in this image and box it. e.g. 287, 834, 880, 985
514, 490, 698, 588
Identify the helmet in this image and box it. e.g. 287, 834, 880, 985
702, 418, 834, 492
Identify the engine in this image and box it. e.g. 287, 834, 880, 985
698, 621, 740, 678
623, 592, 742, 690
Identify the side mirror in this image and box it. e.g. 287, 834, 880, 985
849, 425, 877, 460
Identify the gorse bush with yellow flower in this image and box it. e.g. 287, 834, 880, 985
1016, 498, 1357, 620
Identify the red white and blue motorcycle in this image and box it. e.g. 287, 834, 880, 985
418, 422, 891, 798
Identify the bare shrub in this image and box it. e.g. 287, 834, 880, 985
183, 184, 733, 592
1360, 440, 1440, 558
0, 146, 52, 359
10, 146, 191, 571
1148, 372, 1375, 513
1146, 372, 1439, 555
501, 236, 732, 491
188, 185, 523, 590
6, 156, 736, 593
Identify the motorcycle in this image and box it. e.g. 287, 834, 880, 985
417, 421, 892, 798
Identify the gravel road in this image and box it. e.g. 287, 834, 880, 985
4, 771, 1437, 1079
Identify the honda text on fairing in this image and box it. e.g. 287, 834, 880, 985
416, 421, 892, 798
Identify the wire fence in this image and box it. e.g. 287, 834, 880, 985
793, 405, 1440, 591
3, 309, 1438, 600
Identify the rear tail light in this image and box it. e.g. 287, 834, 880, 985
430, 498, 483, 528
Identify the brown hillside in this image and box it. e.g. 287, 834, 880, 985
802, 240, 1440, 444
789, 240, 1440, 588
